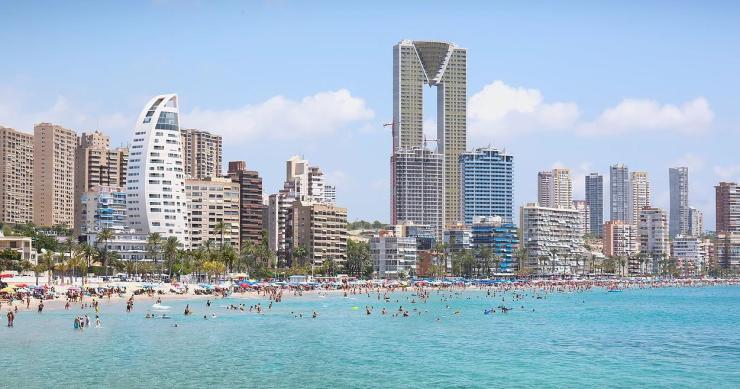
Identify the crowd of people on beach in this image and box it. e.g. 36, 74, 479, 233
3, 277, 740, 328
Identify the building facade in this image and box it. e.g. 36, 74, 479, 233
688, 207, 703, 237
290, 201, 348, 266
185, 177, 240, 251
227, 161, 264, 247
0, 126, 34, 225
181, 128, 222, 180
537, 170, 553, 207
572, 200, 590, 237
459, 147, 514, 224
391, 147, 444, 239
470, 216, 519, 273
74, 131, 128, 235
585, 173, 604, 237
672, 235, 703, 276
78, 185, 127, 236
519, 203, 584, 274
393, 40, 467, 228
125, 94, 188, 244
715, 232, 740, 272
638, 207, 670, 274
629, 171, 651, 225
716, 182, 740, 233
371, 236, 417, 279
610, 164, 630, 222
33, 123, 76, 227
603, 220, 640, 258
669, 167, 689, 238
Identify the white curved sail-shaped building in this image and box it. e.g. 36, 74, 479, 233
125, 94, 187, 245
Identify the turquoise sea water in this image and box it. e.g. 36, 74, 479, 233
3, 286, 740, 388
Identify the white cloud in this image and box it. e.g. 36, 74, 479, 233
468, 81, 579, 139
467, 81, 714, 140
181, 89, 374, 143
578, 97, 713, 136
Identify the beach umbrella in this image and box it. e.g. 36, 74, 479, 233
1, 286, 17, 293
0, 273, 13, 278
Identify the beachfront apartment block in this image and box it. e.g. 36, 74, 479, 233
185, 177, 241, 251
519, 203, 585, 274
0, 126, 34, 225
639, 207, 670, 274
33, 123, 76, 227
370, 236, 417, 279
289, 200, 348, 267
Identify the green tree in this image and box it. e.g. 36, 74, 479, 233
146, 232, 163, 277
345, 240, 370, 278
40, 250, 56, 286
96, 228, 114, 276
163, 236, 180, 277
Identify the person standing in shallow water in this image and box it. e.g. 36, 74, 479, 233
7, 309, 14, 327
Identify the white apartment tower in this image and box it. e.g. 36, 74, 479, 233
538, 169, 572, 208
125, 94, 187, 245
629, 171, 651, 225
393, 40, 467, 228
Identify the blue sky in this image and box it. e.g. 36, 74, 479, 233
2, 1, 739, 228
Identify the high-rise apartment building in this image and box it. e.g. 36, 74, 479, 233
459, 147, 514, 224
185, 177, 240, 250
572, 200, 590, 237
551, 169, 573, 209
227, 161, 264, 247
669, 167, 689, 237
125, 94, 187, 244
33, 123, 76, 227
267, 192, 294, 263
391, 147, 444, 239
671, 235, 703, 276
585, 173, 604, 236
639, 207, 669, 274
610, 164, 630, 222
715, 182, 740, 233
393, 40, 467, 227
629, 171, 651, 225
78, 185, 127, 236
74, 131, 128, 235
181, 128, 222, 179
688, 207, 703, 237
519, 203, 585, 274
0, 126, 34, 225
537, 171, 553, 207
289, 200, 348, 266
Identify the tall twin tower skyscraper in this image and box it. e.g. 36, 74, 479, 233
391, 40, 467, 237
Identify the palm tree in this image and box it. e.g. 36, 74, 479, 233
239, 241, 256, 274
292, 245, 308, 268
514, 247, 528, 275
213, 222, 229, 249
80, 243, 96, 284
32, 263, 45, 286
221, 244, 238, 273
40, 250, 56, 286
146, 232, 163, 278
96, 228, 114, 276
549, 248, 559, 275
163, 236, 180, 278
